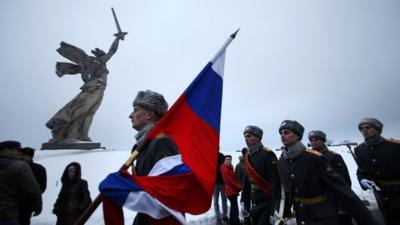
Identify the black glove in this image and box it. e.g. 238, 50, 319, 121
243, 213, 252, 225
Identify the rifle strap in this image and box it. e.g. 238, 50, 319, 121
275, 185, 286, 225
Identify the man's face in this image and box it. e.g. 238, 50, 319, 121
7, 147, 22, 158
244, 133, 260, 147
309, 138, 325, 149
280, 129, 299, 147
359, 124, 380, 140
21, 154, 32, 162
129, 106, 153, 131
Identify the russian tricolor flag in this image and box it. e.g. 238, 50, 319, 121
99, 30, 238, 225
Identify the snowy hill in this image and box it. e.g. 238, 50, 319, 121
30, 147, 376, 225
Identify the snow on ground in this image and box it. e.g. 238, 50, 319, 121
31, 149, 215, 225
30, 146, 376, 225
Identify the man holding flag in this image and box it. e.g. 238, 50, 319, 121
100, 89, 187, 225
129, 90, 176, 176
129, 90, 180, 225
98, 30, 238, 225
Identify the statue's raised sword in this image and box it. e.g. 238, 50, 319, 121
111, 7, 128, 40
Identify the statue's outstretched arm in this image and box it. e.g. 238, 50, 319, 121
101, 36, 121, 63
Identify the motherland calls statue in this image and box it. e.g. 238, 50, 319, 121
43, 8, 127, 148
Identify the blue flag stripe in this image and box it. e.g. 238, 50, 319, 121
163, 164, 191, 175
99, 172, 143, 206
99, 164, 191, 206
184, 62, 223, 132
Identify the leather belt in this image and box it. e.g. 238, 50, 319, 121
294, 194, 328, 205
376, 179, 400, 187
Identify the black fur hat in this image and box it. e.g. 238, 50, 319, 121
0, 140, 21, 151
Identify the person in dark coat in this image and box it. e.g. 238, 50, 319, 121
19, 147, 47, 193
214, 152, 228, 223
18, 147, 47, 225
355, 117, 400, 225
0, 141, 42, 225
128, 90, 179, 225
53, 162, 92, 225
308, 130, 352, 225
241, 125, 280, 225
275, 120, 378, 225
234, 154, 249, 220
220, 155, 242, 225
235, 155, 245, 186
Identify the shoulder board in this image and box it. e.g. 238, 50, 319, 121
154, 133, 166, 139
262, 147, 272, 152
305, 148, 322, 157
354, 143, 362, 149
386, 138, 400, 144
328, 149, 337, 154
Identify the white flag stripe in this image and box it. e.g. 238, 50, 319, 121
211, 50, 225, 78
210, 36, 234, 64
121, 154, 186, 224
124, 191, 186, 225
148, 154, 183, 176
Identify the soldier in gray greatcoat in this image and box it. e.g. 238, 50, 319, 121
308, 130, 352, 225
241, 125, 280, 225
355, 118, 400, 225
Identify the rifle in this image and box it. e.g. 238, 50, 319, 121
328, 142, 358, 147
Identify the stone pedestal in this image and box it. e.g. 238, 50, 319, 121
41, 141, 102, 150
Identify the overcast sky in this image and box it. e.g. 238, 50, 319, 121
1, 0, 399, 151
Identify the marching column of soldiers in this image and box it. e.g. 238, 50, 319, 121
239, 118, 399, 225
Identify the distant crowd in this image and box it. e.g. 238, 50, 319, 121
0, 141, 92, 225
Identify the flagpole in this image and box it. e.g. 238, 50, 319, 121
211, 28, 239, 63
